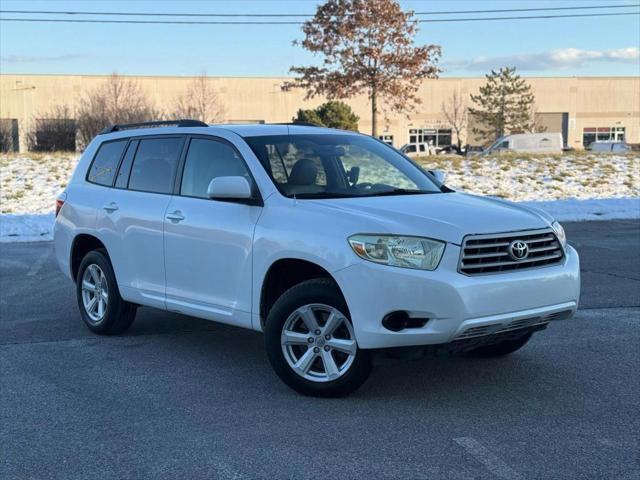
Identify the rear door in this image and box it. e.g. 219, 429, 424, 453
95, 135, 184, 308
163, 136, 262, 328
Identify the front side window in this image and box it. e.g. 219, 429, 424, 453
405, 145, 416, 153
244, 134, 442, 199
180, 138, 252, 198
87, 140, 127, 186
128, 137, 183, 194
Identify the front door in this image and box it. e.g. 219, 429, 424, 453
163, 136, 262, 328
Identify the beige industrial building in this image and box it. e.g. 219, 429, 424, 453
1, 73, 638, 152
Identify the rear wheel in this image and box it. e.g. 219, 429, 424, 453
467, 332, 533, 357
76, 249, 136, 335
265, 279, 371, 397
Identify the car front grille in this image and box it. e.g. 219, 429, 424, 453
459, 228, 564, 275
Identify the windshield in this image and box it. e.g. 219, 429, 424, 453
486, 136, 508, 152
244, 134, 443, 199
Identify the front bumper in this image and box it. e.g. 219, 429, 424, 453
333, 244, 580, 349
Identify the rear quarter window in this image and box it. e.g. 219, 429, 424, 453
87, 140, 127, 186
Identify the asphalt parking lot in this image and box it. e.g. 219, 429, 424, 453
1, 220, 639, 480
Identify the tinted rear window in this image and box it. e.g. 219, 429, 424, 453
87, 140, 127, 186
128, 137, 184, 194
114, 140, 138, 189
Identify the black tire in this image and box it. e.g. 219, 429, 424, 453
264, 278, 372, 397
76, 249, 137, 335
467, 332, 533, 357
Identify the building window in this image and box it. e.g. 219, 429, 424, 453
0, 119, 19, 152
583, 127, 625, 147
407, 128, 452, 148
378, 135, 394, 145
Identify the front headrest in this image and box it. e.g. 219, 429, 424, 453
289, 158, 318, 186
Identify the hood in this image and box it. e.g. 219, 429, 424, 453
308, 192, 551, 244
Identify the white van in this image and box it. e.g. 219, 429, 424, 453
485, 133, 563, 154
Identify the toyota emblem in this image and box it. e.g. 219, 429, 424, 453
508, 240, 529, 260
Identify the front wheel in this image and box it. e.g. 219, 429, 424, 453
264, 279, 371, 397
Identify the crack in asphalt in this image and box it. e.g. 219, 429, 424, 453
0, 328, 234, 347
581, 269, 640, 282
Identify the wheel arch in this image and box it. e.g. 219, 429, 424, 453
69, 233, 109, 282
258, 257, 349, 328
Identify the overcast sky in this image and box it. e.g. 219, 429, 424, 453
1, 0, 639, 77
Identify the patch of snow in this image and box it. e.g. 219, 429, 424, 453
0, 213, 54, 242
419, 153, 639, 201
1, 153, 78, 214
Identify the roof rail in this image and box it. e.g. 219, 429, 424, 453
274, 122, 322, 128
99, 119, 208, 135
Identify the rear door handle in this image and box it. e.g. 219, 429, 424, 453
102, 202, 119, 213
166, 211, 185, 223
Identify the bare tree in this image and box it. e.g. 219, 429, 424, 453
76, 73, 160, 148
172, 74, 225, 124
26, 105, 77, 152
441, 90, 467, 152
528, 107, 548, 134
289, 0, 440, 136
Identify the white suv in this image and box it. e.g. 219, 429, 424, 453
55, 120, 580, 397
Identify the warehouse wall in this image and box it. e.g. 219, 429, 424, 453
1, 74, 638, 152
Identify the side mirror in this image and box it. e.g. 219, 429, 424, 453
207, 176, 252, 200
428, 169, 446, 184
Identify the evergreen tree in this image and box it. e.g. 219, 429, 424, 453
469, 67, 537, 143
293, 101, 359, 131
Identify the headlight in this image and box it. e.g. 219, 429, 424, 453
551, 221, 567, 247
348, 234, 445, 270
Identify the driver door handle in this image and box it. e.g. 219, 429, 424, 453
166, 211, 185, 223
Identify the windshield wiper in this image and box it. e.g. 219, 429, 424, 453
287, 192, 358, 199
364, 188, 437, 197
287, 189, 438, 199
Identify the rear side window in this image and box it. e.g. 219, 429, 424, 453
180, 138, 251, 198
114, 140, 138, 189
87, 140, 127, 186
128, 137, 183, 194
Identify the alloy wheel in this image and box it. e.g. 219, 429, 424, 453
81, 264, 109, 323
281, 303, 357, 382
